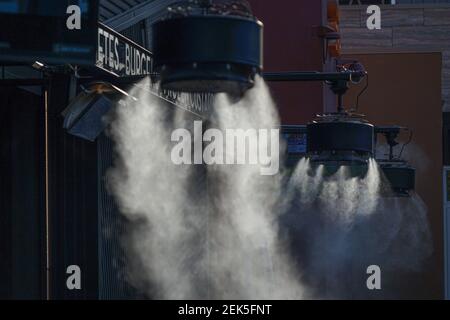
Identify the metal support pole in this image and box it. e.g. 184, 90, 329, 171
262, 71, 365, 82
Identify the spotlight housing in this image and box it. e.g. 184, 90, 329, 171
152, 0, 263, 94
379, 161, 415, 197
307, 113, 374, 165
63, 82, 133, 141
375, 126, 416, 196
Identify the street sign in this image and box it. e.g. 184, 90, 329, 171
0, 0, 98, 65
96, 23, 154, 77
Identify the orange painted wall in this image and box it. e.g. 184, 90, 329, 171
247, 0, 329, 124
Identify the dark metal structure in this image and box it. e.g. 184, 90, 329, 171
307, 115, 374, 158
100, 0, 149, 21
281, 123, 417, 194
152, 0, 263, 93
267, 66, 374, 167
380, 162, 415, 195
375, 126, 416, 196
0, 0, 99, 66
273, 66, 417, 194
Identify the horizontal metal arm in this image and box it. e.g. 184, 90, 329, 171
262, 71, 366, 82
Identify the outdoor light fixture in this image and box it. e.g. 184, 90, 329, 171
376, 126, 416, 196
63, 82, 134, 141
302, 65, 372, 165
304, 113, 374, 178
272, 63, 372, 177
152, 0, 263, 94
379, 161, 415, 196
281, 120, 372, 179
32, 61, 45, 71
307, 113, 374, 165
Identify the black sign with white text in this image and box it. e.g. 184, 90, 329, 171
96, 22, 153, 77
